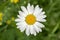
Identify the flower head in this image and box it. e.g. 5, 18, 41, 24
0, 22, 2, 26
15, 3, 46, 36
11, 17, 15, 21
6, 20, 11, 24
10, 0, 19, 3
0, 12, 3, 21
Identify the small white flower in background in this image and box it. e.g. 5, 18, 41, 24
15, 3, 46, 36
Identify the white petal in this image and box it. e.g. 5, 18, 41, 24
15, 18, 24, 22
35, 22, 45, 28
37, 18, 46, 22
40, 15, 46, 18
33, 31, 36, 36
16, 22, 21, 25
29, 25, 37, 36
41, 11, 45, 15
34, 5, 42, 15
17, 25, 26, 32
35, 14, 46, 19
18, 11, 27, 17
16, 21, 25, 26
29, 25, 34, 34
30, 5, 34, 14
15, 18, 20, 22
25, 26, 30, 36
17, 15, 25, 20
32, 27, 37, 36
34, 24, 42, 33
17, 21, 27, 32
20, 26, 26, 32
27, 3, 31, 13
21, 6, 28, 15
27, 3, 34, 14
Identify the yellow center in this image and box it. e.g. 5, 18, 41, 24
25, 14, 36, 25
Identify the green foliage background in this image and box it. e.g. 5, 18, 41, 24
0, 0, 60, 40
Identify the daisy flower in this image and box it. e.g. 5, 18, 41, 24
15, 3, 46, 36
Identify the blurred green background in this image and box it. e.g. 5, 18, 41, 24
0, 0, 60, 40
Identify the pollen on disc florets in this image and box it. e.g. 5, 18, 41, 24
25, 14, 36, 25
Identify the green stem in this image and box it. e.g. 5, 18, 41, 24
47, 2, 56, 13
47, 0, 59, 14
48, 22, 60, 37
0, 25, 8, 32
51, 22, 60, 34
